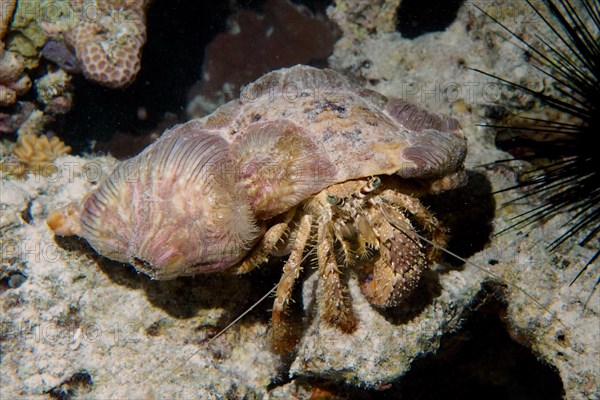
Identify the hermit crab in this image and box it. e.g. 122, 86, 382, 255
47, 65, 467, 350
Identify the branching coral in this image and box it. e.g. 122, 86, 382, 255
42, 0, 151, 88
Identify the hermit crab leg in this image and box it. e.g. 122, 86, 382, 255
317, 221, 357, 332
326, 194, 356, 266
233, 207, 296, 274
271, 213, 313, 352
327, 177, 382, 264
378, 190, 447, 261
352, 177, 383, 259
332, 221, 357, 266
355, 214, 379, 257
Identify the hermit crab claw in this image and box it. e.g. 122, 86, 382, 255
48, 124, 262, 280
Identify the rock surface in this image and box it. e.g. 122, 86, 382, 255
1, 1, 598, 399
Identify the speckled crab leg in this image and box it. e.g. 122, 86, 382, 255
270, 213, 313, 352
379, 190, 447, 261
317, 221, 357, 332
233, 207, 296, 274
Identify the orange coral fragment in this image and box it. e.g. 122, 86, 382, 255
12, 134, 71, 176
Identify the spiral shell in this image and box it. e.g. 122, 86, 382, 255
49, 65, 466, 280
80, 124, 261, 279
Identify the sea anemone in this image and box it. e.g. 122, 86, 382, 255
473, 0, 599, 298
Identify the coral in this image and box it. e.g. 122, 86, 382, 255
0, 48, 31, 107
4, 0, 48, 69
35, 68, 73, 113
0, 101, 36, 134
0, 0, 16, 41
187, 0, 339, 117
0, 83, 16, 105
44, 94, 72, 116
41, 0, 151, 88
0, 47, 24, 82
331, 0, 401, 39
0, 0, 39, 107
1, 1, 597, 398
15, 109, 45, 137
11, 133, 71, 175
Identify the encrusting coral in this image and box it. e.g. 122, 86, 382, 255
0, 0, 16, 41
331, 0, 401, 39
0, 0, 38, 107
35, 69, 73, 114
3, 0, 48, 69
41, 0, 151, 88
0, 47, 31, 107
15, 109, 45, 137
0, 101, 35, 135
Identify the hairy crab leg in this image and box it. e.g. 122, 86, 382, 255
332, 221, 357, 266
271, 213, 313, 352
327, 195, 356, 266
355, 214, 379, 257
233, 208, 296, 274
379, 190, 447, 261
317, 221, 357, 332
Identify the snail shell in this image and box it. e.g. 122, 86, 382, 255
80, 124, 261, 279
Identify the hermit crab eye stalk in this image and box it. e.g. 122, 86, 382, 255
327, 194, 343, 206
366, 176, 381, 191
